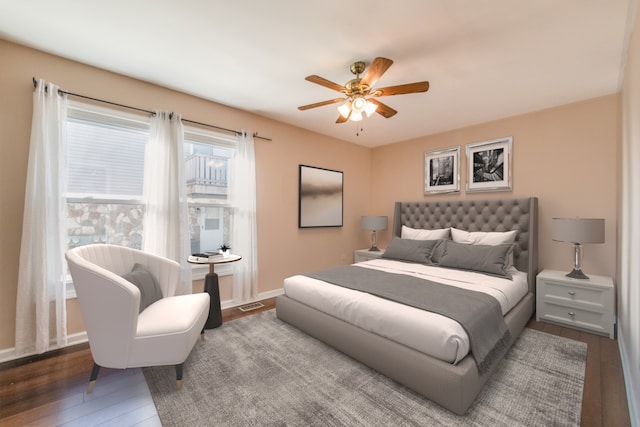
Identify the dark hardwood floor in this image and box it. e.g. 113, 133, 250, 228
526, 318, 631, 427
0, 298, 631, 426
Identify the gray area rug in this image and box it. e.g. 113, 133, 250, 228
144, 310, 586, 426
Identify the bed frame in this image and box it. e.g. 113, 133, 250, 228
276, 197, 538, 415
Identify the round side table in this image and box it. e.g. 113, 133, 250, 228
188, 254, 241, 329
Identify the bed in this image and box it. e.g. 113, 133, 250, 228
276, 197, 538, 415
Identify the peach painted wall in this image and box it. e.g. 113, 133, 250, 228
0, 38, 620, 357
0, 40, 372, 352
371, 95, 618, 280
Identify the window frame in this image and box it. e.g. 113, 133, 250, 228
63, 102, 238, 298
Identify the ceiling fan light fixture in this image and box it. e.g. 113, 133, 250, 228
338, 102, 351, 119
300, 57, 429, 125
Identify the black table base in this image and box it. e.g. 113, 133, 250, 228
203, 272, 222, 329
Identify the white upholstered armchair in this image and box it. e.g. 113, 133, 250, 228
65, 244, 210, 392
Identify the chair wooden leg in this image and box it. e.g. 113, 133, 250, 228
200, 328, 205, 341
175, 363, 183, 390
87, 362, 101, 394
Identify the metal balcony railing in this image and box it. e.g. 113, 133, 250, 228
186, 154, 228, 188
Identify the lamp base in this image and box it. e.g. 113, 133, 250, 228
368, 230, 380, 252
566, 268, 589, 280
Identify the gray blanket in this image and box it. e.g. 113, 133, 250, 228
304, 265, 512, 374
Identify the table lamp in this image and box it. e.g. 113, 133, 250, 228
552, 218, 605, 279
361, 216, 388, 251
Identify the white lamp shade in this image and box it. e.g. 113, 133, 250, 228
364, 101, 378, 117
552, 218, 605, 244
349, 111, 363, 122
352, 96, 367, 113
361, 215, 388, 231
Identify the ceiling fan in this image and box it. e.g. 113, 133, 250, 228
298, 57, 429, 123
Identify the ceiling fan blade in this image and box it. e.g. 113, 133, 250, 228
374, 81, 430, 97
305, 75, 345, 92
360, 57, 393, 88
367, 98, 397, 118
298, 98, 345, 111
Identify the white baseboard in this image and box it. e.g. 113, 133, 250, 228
618, 336, 639, 427
0, 331, 88, 364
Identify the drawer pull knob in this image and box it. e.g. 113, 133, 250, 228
568, 291, 576, 296
568, 312, 575, 317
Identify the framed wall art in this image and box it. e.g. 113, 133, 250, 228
298, 164, 343, 228
424, 146, 460, 195
466, 136, 513, 192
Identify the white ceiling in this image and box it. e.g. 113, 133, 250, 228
0, 0, 633, 147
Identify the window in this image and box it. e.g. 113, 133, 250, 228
65, 102, 237, 284
66, 103, 148, 249
183, 128, 236, 255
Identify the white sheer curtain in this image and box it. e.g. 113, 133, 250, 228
143, 111, 192, 295
229, 131, 258, 302
619, 11, 640, 418
15, 79, 68, 355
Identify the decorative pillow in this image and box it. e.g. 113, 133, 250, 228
382, 237, 442, 264
122, 263, 163, 312
401, 225, 451, 241
430, 240, 447, 265
438, 240, 514, 279
450, 227, 517, 246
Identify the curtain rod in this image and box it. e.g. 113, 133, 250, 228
32, 77, 272, 141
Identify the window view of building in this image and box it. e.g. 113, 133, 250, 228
184, 131, 235, 254
66, 102, 235, 254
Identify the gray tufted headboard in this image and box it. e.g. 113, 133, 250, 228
392, 197, 538, 291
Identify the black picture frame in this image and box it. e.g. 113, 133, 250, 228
298, 164, 343, 228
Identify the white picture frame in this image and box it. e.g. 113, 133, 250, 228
424, 146, 460, 194
466, 136, 513, 192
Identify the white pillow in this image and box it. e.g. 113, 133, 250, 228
401, 225, 450, 240
450, 227, 517, 246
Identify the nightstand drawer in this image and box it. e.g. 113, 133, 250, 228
354, 249, 385, 263
542, 281, 607, 309
539, 302, 609, 335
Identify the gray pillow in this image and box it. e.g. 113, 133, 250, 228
122, 263, 163, 312
430, 239, 447, 265
382, 237, 442, 264
438, 241, 514, 279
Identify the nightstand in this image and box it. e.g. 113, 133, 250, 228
536, 269, 615, 338
354, 248, 385, 263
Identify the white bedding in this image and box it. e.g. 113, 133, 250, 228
283, 258, 528, 364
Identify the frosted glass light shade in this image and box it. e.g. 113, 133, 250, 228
364, 101, 378, 117
350, 111, 363, 122
352, 96, 367, 113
